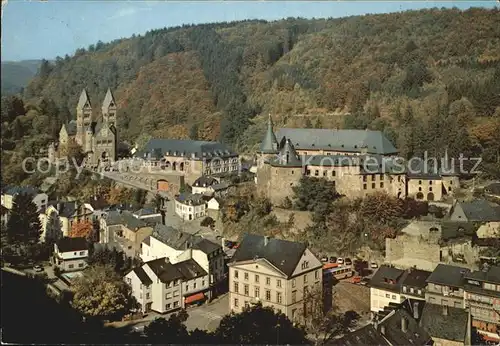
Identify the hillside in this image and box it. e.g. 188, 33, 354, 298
1, 8, 499, 187
1, 60, 42, 95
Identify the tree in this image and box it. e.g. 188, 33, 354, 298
292, 177, 339, 223
60, 140, 85, 166
45, 210, 63, 243
5, 193, 42, 247
189, 123, 199, 140
107, 187, 133, 205
69, 220, 93, 240
145, 312, 189, 343
360, 192, 403, 225
214, 303, 308, 344
200, 216, 215, 227
71, 265, 136, 321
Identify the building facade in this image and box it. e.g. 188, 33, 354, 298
39, 201, 93, 243
228, 234, 323, 322
1, 186, 48, 212
370, 266, 407, 313
53, 237, 89, 272
425, 264, 470, 309
174, 193, 208, 221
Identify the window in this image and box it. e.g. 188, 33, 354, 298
173, 301, 178, 308
185, 284, 189, 291
363, 184, 367, 190
306, 170, 310, 176
418, 289, 422, 295
371, 175, 375, 181
379, 174, 384, 180
245, 301, 250, 308
146, 293, 150, 299
277, 280, 282, 288
234, 298, 239, 307
292, 309, 297, 320
380, 182, 384, 188
363, 176, 367, 182
391, 295, 396, 299
234, 270, 238, 279
202, 280, 205, 287
386, 294, 390, 298
166, 303, 171, 309
166, 292, 172, 299
193, 282, 197, 289
126, 278, 131, 285
244, 272, 249, 280
277, 292, 282, 304
372, 183, 376, 189
78, 263, 84, 267
266, 277, 271, 285
410, 288, 414, 294
315, 170, 319, 176
304, 274, 308, 283
323, 171, 327, 177
292, 290, 297, 303
266, 290, 271, 301
175, 280, 180, 286
79, 251, 85, 255
244, 284, 249, 296
255, 274, 259, 283
234, 282, 239, 293
292, 279, 296, 288
332, 171, 336, 177
173, 290, 179, 297
429, 180, 433, 185
69, 264, 74, 269
255, 287, 260, 298
301, 261, 309, 270
315, 270, 319, 280
403, 286, 407, 293
429, 187, 433, 192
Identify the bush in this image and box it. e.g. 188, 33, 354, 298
200, 216, 215, 227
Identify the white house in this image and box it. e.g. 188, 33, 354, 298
207, 197, 221, 211
192, 176, 231, 197
369, 265, 408, 314
53, 237, 89, 272
125, 257, 209, 313
140, 224, 225, 297
174, 193, 208, 221
1, 186, 48, 212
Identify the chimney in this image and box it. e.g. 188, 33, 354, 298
264, 236, 270, 246
442, 305, 448, 316
413, 301, 419, 320
161, 210, 166, 225
380, 325, 385, 335
401, 317, 408, 333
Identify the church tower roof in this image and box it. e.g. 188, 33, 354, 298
275, 138, 302, 166
77, 89, 91, 110
259, 114, 279, 154
102, 88, 116, 112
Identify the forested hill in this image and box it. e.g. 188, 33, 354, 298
15, 8, 500, 160
1, 60, 42, 95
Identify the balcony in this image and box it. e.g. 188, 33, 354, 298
466, 296, 493, 307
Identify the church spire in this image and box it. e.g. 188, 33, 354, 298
77, 89, 91, 110
102, 88, 116, 114
260, 114, 279, 154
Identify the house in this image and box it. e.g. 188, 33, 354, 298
463, 265, 500, 342
99, 210, 153, 257
1, 186, 48, 212
39, 201, 93, 242
228, 234, 323, 322
484, 182, 500, 199
207, 197, 221, 211
140, 224, 225, 297
375, 307, 432, 345
83, 196, 110, 221
370, 266, 408, 313
192, 176, 219, 195
419, 303, 471, 346
425, 264, 470, 309
125, 257, 209, 314
449, 199, 500, 223
174, 193, 208, 221
328, 324, 391, 345
400, 268, 432, 301
53, 237, 88, 272
131, 206, 163, 225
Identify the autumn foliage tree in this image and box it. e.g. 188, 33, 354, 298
69, 220, 94, 240
360, 192, 403, 225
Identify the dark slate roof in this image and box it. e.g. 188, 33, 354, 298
193, 176, 218, 187
4, 185, 41, 197
426, 264, 470, 287
376, 299, 426, 324
56, 237, 87, 252
458, 200, 500, 222
440, 222, 478, 241
260, 115, 279, 154
173, 259, 207, 280
105, 210, 147, 231
48, 201, 83, 218
463, 266, 500, 297
268, 138, 303, 167
370, 266, 407, 293
132, 206, 160, 217
328, 324, 390, 346
145, 258, 184, 283
211, 182, 231, 191
131, 267, 153, 286
401, 269, 432, 289
136, 138, 237, 161
152, 224, 202, 250
192, 238, 221, 255
77, 89, 91, 109
63, 120, 78, 136
485, 182, 500, 195
175, 192, 206, 206
378, 309, 431, 346
419, 304, 468, 342
230, 234, 308, 278
86, 197, 110, 211
275, 128, 398, 155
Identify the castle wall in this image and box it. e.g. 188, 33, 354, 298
407, 178, 443, 201
267, 165, 303, 206
442, 176, 459, 196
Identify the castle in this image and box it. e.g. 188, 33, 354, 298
256, 115, 459, 205
48, 88, 118, 167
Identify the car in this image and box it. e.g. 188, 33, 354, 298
370, 261, 378, 269
329, 256, 337, 263
360, 278, 370, 286
350, 276, 361, 284
345, 258, 352, 266
321, 256, 328, 263
337, 257, 344, 264
33, 265, 44, 272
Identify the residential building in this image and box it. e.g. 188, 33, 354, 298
463, 265, 500, 341
450, 199, 500, 223
192, 176, 232, 197
207, 197, 221, 211
420, 303, 471, 346
425, 264, 470, 309
131, 206, 163, 225
485, 182, 500, 200
400, 268, 432, 301
174, 193, 208, 221
53, 237, 88, 272
370, 266, 407, 314
375, 307, 432, 345
328, 324, 391, 345
140, 224, 225, 297
39, 201, 93, 242
99, 210, 153, 257
1, 186, 48, 212
83, 196, 110, 221
135, 138, 240, 185
125, 257, 209, 313
228, 234, 323, 322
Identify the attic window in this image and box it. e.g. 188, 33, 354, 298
312, 144, 315, 147
354, 145, 358, 149
341, 144, 344, 148
373, 146, 376, 149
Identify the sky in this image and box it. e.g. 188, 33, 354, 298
1, 1, 497, 61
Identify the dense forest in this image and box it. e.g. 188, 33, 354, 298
2, 7, 500, 186
1, 60, 41, 95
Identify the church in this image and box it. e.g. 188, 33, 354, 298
48, 88, 118, 167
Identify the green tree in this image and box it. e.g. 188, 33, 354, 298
71, 265, 136, 321
5, 193, 42, 247
189, 123, 199, 140
360, 192, 403, 225
292, 177, 339, 223
145, 312, 189, 343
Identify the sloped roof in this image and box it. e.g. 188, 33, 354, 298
419, 304, 468, 342
56, 237, 87, 252
146, 258, 184, 283
4, 185, 41, 197
275, 128, 398, 155
173, 259, 207, 280
131, 267, 153, 285
260, 115, 279, 154
370, 265, 407, 293
268, 139, 302, 167
192, 238, 221, 255
485, 182, 500, 195
136, 138, 237, 160
175, 192, 206, 206
63, 120, 78, 136
152, 224, 202, 250
378, 309, 431, 345
101, 88, 115, 111
230, 234, 308, 278
401, 269, 432, 289
440, 222, 478, 241
193, 176, 218, 187
458, 200, 500, 222
464, 265, 500, 285
328, 324, 390, 346
77, 89, 91, 110
426, 264, 470, 287
105, 210, 147, 231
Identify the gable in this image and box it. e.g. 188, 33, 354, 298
231, 258, 287, 278
291, 248, 323, 277
450, 204, 468, 221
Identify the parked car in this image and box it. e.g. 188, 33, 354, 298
33, 265, 44, 272
350, 276, 361, 284
337, 257, 344, 264
345, 258, 352, 266
360, 278, 371, 286
329, 256, 337, 263
321, 256, 328, 263
370, 262, 378, 269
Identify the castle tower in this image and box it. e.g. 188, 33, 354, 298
76, 89, 92, 147
259, 114, 279, 160
101, 88, 117, 128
